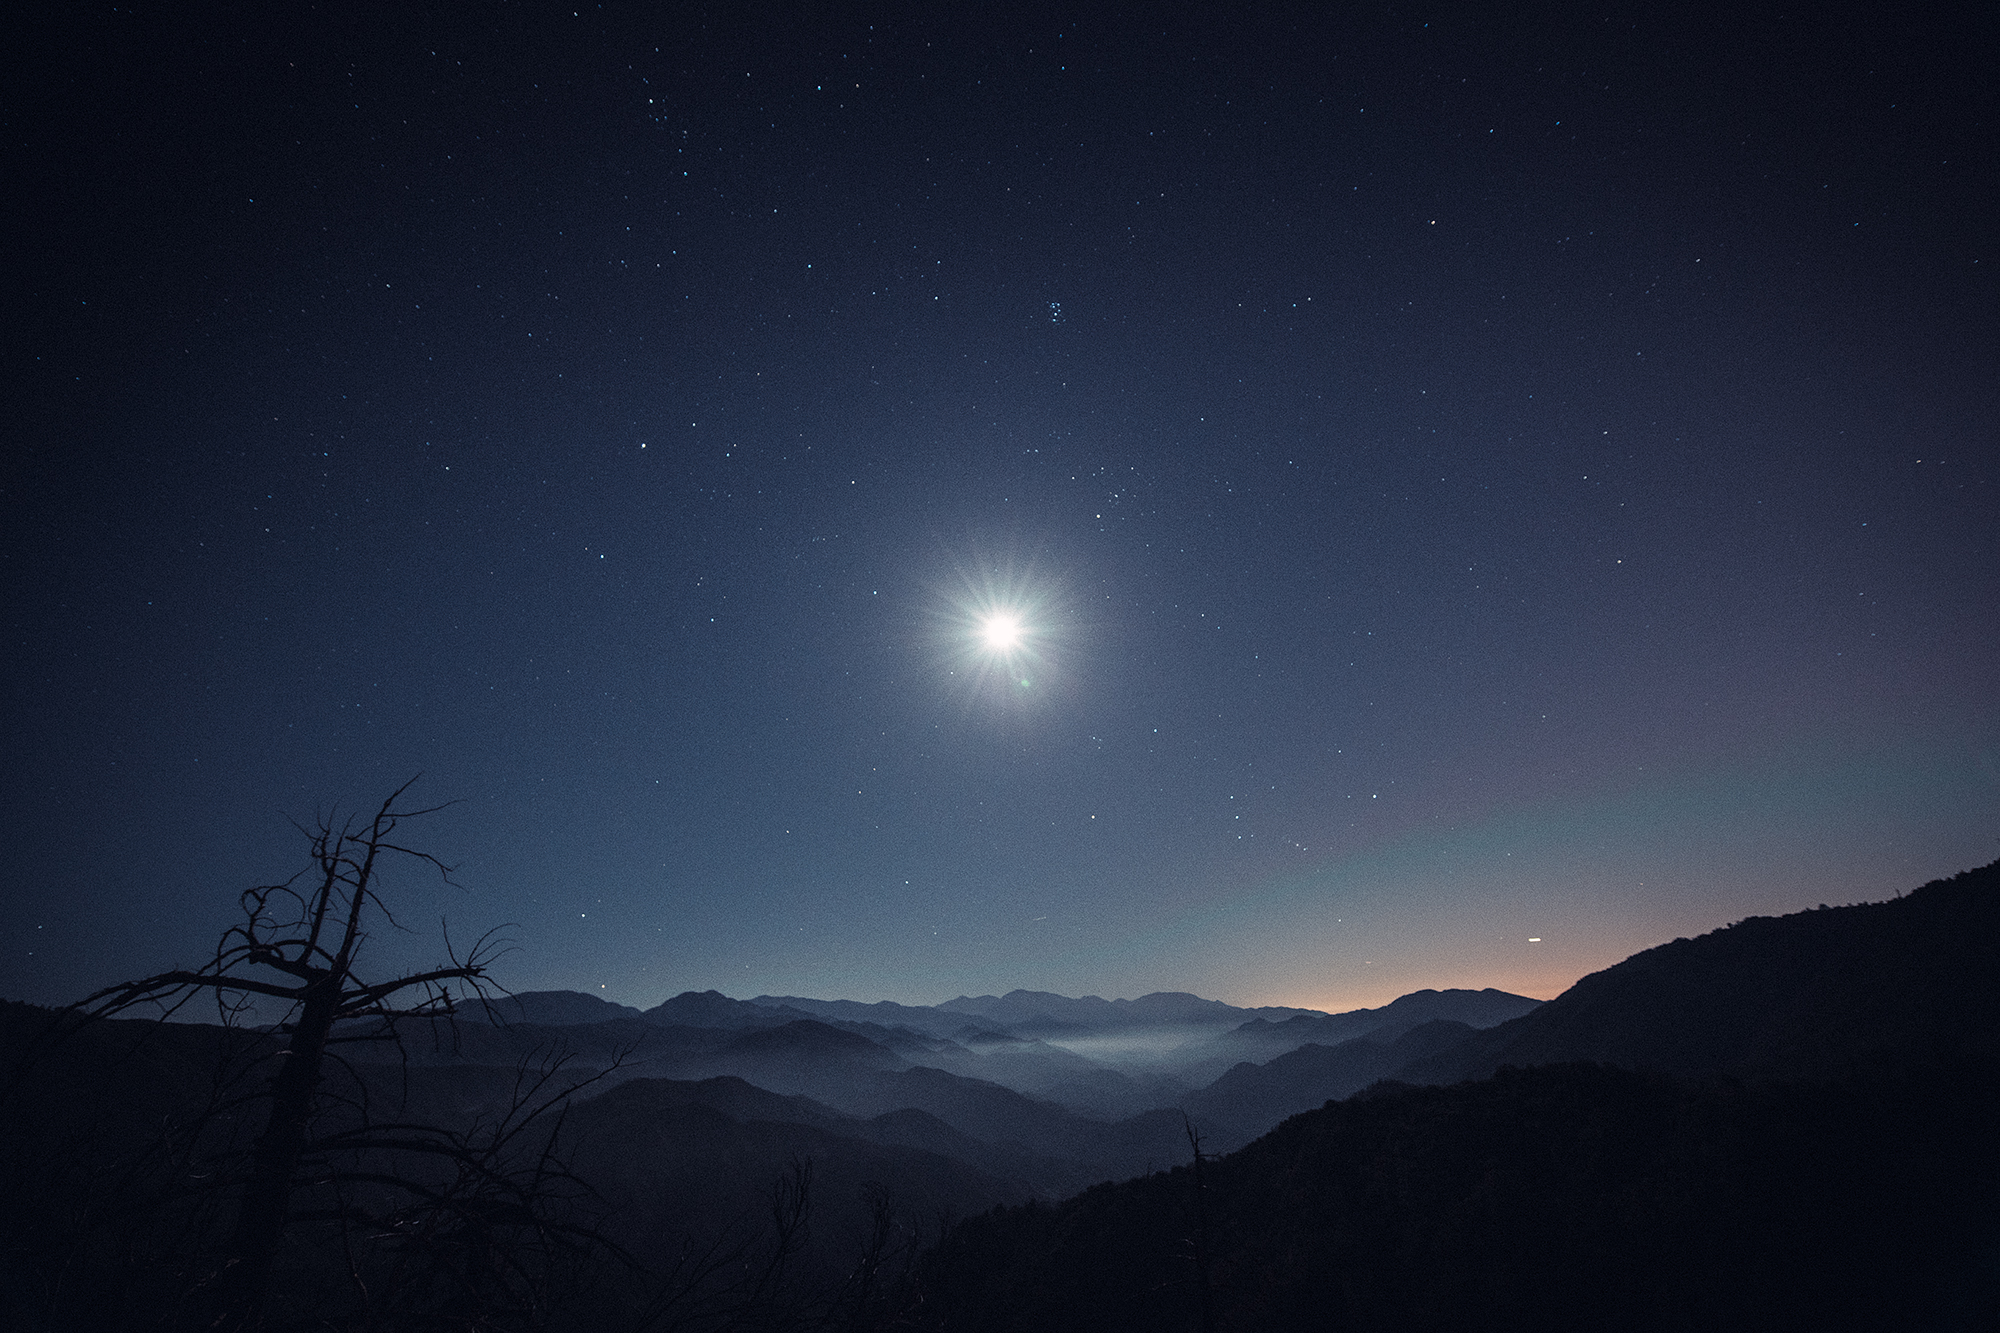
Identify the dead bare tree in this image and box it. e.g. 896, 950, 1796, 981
303, 1043, 632, 1330
70, 780, 507, 1330
1182, 1115, 1216, 1333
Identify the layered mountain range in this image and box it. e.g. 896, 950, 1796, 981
431, 980, 1547, 1163
6, 861, 1994, 1330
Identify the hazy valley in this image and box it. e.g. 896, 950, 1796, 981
5, 861, 1996, 1330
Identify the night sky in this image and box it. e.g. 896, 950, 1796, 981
7, 3, 1995, 1015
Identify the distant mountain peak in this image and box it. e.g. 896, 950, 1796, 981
469, 989, 646, 1026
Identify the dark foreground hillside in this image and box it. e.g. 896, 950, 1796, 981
0, 1007, 1008, 1331
917, 863, 2000, 1332
921, 1060, 1998, 1332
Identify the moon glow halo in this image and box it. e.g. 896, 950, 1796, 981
979, 613, 1024, 653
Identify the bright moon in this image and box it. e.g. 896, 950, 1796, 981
980, 613, 1023, 652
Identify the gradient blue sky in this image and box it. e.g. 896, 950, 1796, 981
7, 2, 1995, 1013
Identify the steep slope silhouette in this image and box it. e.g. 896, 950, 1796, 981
1396, 859, 2000, 1086
919, 861, 2000, 1333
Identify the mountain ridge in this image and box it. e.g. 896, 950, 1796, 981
1390, 860, 2000, 1088
914, 859, 2000, 1331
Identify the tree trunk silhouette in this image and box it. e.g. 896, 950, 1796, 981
215, 974, 338, 1323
